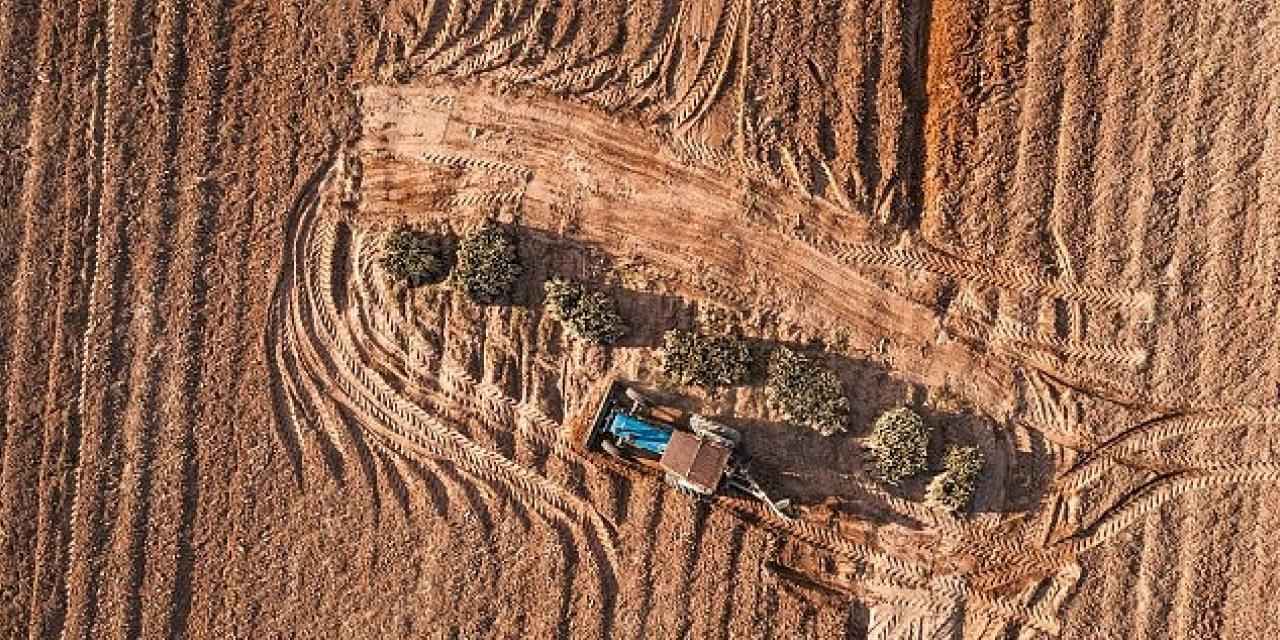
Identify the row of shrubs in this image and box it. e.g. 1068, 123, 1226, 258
381, 221, 628, 344
383, 223, 982, 512
660, 331, 848, 436
381, 221, 525, 304
866, 406, 984, 512
660, 329, 982, 512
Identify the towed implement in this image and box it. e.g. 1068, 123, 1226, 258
583, 380, 792, 519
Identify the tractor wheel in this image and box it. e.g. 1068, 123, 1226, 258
664, 473, 700, 499
690, 414, 741, 446
624, 387, 650, 412
601, 439, 623, 458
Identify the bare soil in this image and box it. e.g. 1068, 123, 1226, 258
1, 0, 1277, 638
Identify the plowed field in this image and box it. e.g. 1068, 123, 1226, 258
1, 0, 1276, 638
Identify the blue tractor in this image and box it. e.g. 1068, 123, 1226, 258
583, 380, 791, 519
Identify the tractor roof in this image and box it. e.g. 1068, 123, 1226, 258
660, 430, 731, 494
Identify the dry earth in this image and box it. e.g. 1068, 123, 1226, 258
1, 0, 1278, 638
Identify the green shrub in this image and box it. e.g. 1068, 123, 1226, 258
867, 407, 930, 485
765, 346, 848, 436
661, 330, 753, 387
544, 278, 627, 344
381, 227, 448, 286
927, 446, 983, 513
455, 220, 522, 304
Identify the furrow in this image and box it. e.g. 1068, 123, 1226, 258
22, 1, 109, 637
0, 0, 44, 460
96, 0, 190, 635
52, 0, 149, 638
0, 11, 79, 631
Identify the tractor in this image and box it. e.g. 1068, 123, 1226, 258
582, 380, 792, 519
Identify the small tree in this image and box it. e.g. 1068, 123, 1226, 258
381, 227, 448, 286
455, 219, 522, 304
867, 407, 930, 486
661, 330, 753, 387
927, 446, 983, 514
765, 346, 849, 436
544, 277, 585, 319
544, 278, 627, 344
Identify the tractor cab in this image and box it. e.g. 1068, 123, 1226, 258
605, 411, 672, 457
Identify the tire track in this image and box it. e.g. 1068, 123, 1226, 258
1052, 0, 1125, 391
114, 1, 198, 636
275, 171, 622, 565
625, 0, 685, 108
988, 314, 1148, 371
492, 3, 628, 98
454, 0, 544, 77
656, 0, 720, 118
90, 1, 190, 635
1080, 0, 1139, 309
61, 0, 155, 633
402, 0, 484, 78
827, 239, 1151, 313
23, 3, 109, 637
390, 0, 446, 69
974, 466, 1280, 592
370, 432, 445, 519
1055, 406, 1280, 493
57, 0, 122, 634
670, 0, 742, 131
423, 0, 514, 77
287, 276, 511, 565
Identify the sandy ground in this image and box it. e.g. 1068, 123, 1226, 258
1, 0, 1278, 638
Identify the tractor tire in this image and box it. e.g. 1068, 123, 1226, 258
664, 473, 701, 499
624, 387, 650, 411
689, 414, 741, 446
601, 439, 623, 458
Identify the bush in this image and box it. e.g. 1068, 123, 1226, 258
926, 446, 983, 513
381, 227, 448, 286
455, 220, 522, 304
661, 330, 753, 387
765, 346, 849, 436
867, 407, 930, 485
544, 278, 627, 344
